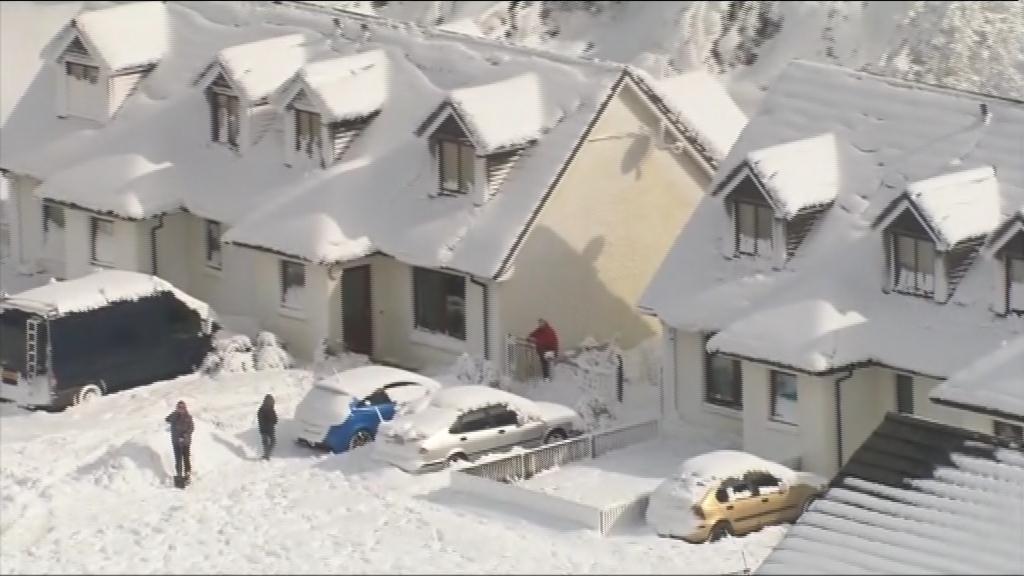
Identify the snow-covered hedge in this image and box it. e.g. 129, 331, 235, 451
201, 331, 292, 377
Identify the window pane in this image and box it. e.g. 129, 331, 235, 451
736, 203, 755, 254
895, 234, 916, 272
1010, 258, 1024, 312
281, 261, 305, 309
92, 218, 114, 264
755, 205, 773, 240
1009, 258, 1024, 283
413, 267, 465, 339
440, 141, 459, 192
770, 371, 798, 424
206, 220, 222, 268
459, 144, 475, 193
707, 354, 740, 406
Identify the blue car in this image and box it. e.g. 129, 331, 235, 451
294, 366, 442, 453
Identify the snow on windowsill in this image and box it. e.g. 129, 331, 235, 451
765, 418, 799, 434
278, 305, 307, 321
701, 402, 743, 420
203, 263, 224, 277
408, 328, 466, 355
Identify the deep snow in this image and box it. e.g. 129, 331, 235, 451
0, 362, 780, 574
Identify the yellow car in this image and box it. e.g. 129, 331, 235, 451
646, 450, 828, 543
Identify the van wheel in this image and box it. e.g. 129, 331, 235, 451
74, 384, 103, 406
349, 429, 374, 450
544, 429, 568, 444
707, 521, 733, 543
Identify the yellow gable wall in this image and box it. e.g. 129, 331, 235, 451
498, 79, 711, 353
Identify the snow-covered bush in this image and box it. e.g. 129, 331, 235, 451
201, 334, 255, 376
452, 353, 501, 388
253, 331, 293, 371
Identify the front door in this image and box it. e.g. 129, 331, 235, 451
342, 265, 373, 356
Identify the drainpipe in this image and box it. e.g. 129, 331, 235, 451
150, 214, 165, 276
834, 369, 854, 472
469, 277, 490, 361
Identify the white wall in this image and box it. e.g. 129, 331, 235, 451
666, 329, 744, 435
107, 71, 144, 118
62, 209, 144, 278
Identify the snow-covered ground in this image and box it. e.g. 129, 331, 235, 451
1, 354, 782, 574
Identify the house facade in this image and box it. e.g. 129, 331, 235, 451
1, 1, 746, 372
640, 60, 1024, 478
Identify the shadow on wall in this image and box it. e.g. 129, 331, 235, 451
509, 224, 657, 351
620, 132, 651, 180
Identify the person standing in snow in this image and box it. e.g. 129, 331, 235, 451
165, 400, 194, 483
527, 318, 559, 383
257, 394, 278, 460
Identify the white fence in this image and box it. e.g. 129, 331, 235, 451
504, 335, 626, 402
450, 419, 659, 535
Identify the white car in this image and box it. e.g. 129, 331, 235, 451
372, 385, 585, 472
294, 366, 441, 453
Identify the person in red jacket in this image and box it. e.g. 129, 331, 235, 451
527, 318, 559, 382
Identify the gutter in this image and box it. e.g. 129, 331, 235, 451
150, 214, 165, 276
469, 277, 490, 361
930, 396, 1024, 426
834, 369, 854, 471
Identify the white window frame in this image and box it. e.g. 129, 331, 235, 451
90, 216, 115, 266
204, 219, 222, 270
438, 139, 476, 195
891, 231, 936, 297
280, 259, 306, 311
734, 200, 773, 257
769, 370, 798, 426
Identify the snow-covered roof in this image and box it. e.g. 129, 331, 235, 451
291, 50, 388, 122
901, 166, 1002, 248
929, 336, 1024, 422
742, 133, 840, 218
1, 269, 211, 319
214, 33, 315, 103
316, 365, 440, 399
445, 73, 548, 154
644, 70, 747, 164
757, 413, 1024, 575
67, 2, 169, 72
9, 2, 715, 280
640, 60, 1024, 379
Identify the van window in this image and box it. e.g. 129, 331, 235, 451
0, 310, 30, 373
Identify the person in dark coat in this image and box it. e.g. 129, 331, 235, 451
257, 394, 278, 460
165, 400, 194, 482
527, 318, 559, 382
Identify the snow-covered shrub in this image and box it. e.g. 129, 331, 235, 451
253, 331, 292, 371
201, 334, 255, 376
452, 353, 501, 388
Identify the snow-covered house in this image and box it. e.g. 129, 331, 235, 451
756, 412, 1024, 575
640, 60, 1024, 477
1, 1, 746, 369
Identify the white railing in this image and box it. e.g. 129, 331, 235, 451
451, 418, 659, 535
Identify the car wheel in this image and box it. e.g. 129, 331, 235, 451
348, 429, 374, 450
544, 429, 568, 444
74, 383, 103, 406
707, 521, 733, 543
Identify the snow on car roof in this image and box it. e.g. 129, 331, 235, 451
1, 269, 212, 319
316, 365, 439, 399
430, 385, 538, 415
676, 450, 797, 484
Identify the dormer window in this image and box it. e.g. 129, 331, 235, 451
735, 200, 773, 257
1001, 231, 1024, 315
210, 91, 239, 148
294, 108, 322, 160
66, 62, 99, 85
439, 138, 475, 195
892, 232, 936, 297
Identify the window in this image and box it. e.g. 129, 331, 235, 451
65, 61, 99, 85
704, 335, 742, 409
204, 219, 222, 269
280, 260, 305, 310
363, 389, 392, 407
892, 232, 935, 296
438, 139, 475, 194
487, 405, 519, 428
412, 267, 465, 340
769, 370, 798, 425
994, 420, 1023, 443
1007, 255, 1024, 314
90, 217, 114, 264
210, 92, 240, 147
42, 203, 65, 238
735, 200, 773, 256
450, 408, 492, 434
294, 109, 322, 159
895, 374, 914, 414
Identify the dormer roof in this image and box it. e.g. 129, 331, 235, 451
57, 2, 169, 72
283, 50, 388, 123
209, 34, 314, 103
739, 133, 841, 219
